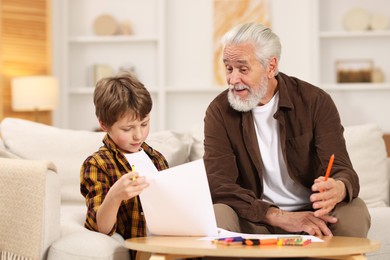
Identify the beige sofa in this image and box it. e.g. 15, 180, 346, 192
0, 117, 389, 260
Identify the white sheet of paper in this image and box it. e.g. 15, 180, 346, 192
139, 159, 219, 236
124, 149, 158, 176
199, 228, 323, 242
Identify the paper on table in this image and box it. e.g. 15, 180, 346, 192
124, 153, 320, 241
199, 228, 323, 242
139, 159, 219, 236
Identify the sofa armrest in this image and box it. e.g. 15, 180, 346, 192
388, 158, 390, 203
42, 169, 61, 259
0, 158, 60, 260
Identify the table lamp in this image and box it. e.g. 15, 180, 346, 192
11, 75, 59, 122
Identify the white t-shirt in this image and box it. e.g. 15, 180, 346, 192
252, 92, 311, 211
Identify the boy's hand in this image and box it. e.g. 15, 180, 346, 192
109, 172, 149, 203
96, 172, 148, 234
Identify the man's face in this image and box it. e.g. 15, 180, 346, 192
223, 43, 269, 112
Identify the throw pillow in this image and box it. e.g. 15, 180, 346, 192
188, 123, 205, 161
146, 130, 192, 167
344, 124, 389, 207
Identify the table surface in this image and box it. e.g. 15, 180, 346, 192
125, 235, 381, 259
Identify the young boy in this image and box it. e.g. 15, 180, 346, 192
80, 72, 169, 245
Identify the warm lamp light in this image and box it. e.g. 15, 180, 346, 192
11, 76, 59, 121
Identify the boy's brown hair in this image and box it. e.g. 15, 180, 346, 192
93, 72, 152, 127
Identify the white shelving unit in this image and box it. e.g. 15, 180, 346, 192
56, 0, 390, 132
57, 0, 223, 132
58, 0, 221, 132
314, 0, 390, 90
313, 0, 390, 132
60, 0, 165, 131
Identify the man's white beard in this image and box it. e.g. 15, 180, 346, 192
227, 79, 268, 112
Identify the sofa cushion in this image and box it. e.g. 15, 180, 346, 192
47, 231, 130, 260
60, 204, 89, 236
146, 130, 192, 167
344, 124, 389, 208
189, 124, 205, 161
0, 118, 192, 204
0, 145, 19, 159
0, 118, 105, 204
367, 207, 390, 258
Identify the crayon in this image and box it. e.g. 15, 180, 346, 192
131, 165, 137, 181
277, 237, 311, 246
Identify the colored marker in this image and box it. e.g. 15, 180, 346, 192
212, 237, 243, 245
243, 238, 278, 246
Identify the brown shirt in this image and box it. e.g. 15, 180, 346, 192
204, 72, 359, 223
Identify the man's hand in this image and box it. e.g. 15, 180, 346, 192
311, 177, 346, 217
265, 207, 337, 236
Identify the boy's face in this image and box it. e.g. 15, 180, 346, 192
102, 113, 151, 154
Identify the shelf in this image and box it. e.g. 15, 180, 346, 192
69, 35, 159, 43
322, 83, 390, 91
165, 86, 225, 94
319, 31, 390, 38
316, 0, 390, 89
69, 87, 158, 95
69, 87, 223, 95
61, 0, 166, 130
68, 88, 94, 95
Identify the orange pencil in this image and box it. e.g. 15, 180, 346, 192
324, 154, 335, 181
321, 154, 334, 192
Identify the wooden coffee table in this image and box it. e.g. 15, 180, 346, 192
125, 235, 380, 260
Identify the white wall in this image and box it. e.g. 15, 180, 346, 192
270, 0, 315, 81
164, 0, 315, 86
161, 0, 316, 132
52, 0, 390, 133
52, 0, 62, 127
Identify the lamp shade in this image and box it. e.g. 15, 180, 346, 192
11, 76, 59, 111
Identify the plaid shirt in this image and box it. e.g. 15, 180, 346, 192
80, 134, 169, 239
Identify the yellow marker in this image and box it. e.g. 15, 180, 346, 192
131, 165, 137, 181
